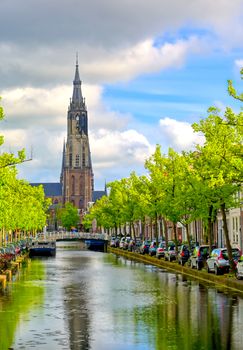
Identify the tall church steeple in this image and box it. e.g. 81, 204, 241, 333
61, 58, 94, 213
72, 54, 83, 105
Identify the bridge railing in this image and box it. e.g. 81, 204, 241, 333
44, 232, 108, 241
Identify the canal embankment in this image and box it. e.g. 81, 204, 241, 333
108, 247, 243, 294
0, 254, 29, 290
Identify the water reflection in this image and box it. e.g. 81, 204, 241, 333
0, 259, 44, 350
63, 254, 91, 350
1, 245, 243, 349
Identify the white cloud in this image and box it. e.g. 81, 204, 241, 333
82, 36, 206, 83
1, 83, 130, 131
235, 59, 243, 69
90, 129, 154, 169
0, 36, 207, 88
1, 129, 28, 149
0, 83, 154, 186
159, 117, 204, 151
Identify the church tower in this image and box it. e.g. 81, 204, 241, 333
61, 58, 94, 212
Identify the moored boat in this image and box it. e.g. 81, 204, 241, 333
85, 239, 106, 252
29, 240, 56, 257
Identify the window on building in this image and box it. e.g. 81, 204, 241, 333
80, 176, 82, 195
75, 154, 80, 167
69, 153, 72, 167
79, 197, 83, 208
82, 152, 85, 167
71, 176, 75, 195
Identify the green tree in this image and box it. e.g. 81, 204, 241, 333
58, 202, 80, 231
0, 98, 50, 240
192, 105, 243, 269
228, 68, 243, 102
145, 146, 193, 250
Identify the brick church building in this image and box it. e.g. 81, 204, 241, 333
32, 59, 106, 229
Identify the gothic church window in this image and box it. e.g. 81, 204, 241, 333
75, 154, 80, 167
82, 152, 85, 167
71, 176, 75, 195
69, 153, 72, 167
79, 197, 83, 208
79, 176, 82, 194
82, 145, 85, 167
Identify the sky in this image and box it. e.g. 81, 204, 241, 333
0, 0, 242, 190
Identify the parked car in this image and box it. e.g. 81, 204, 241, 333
189, 245, 216, 270
119, 237, 126, 249
127, 239, 135, 251
207, 248, 241, 275
178, 245, 190, 266
164, 245, 177, 262
235, 257, 243, 280
110, 237, 119, 248
123, 237, 131, 250
149, 241, 157, 256
127, 239, 139, 252
156, 242, 166, 259
139, 240, 151, 254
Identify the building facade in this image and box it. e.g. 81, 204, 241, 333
60, 59, 94, 212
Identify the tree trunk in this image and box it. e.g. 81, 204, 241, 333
154, 212, 158, 245
163, 218, 168, 249
221, 202, 234, 270
173, 222, 178, 252
150, 217, 153, 241
159, 216, 164, 240
132, 222, 136, 239
141, 217, 145, 241
185, 223, 190, 249
208, 205, 213, 254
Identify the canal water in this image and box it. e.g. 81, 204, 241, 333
1, 242, 243, 350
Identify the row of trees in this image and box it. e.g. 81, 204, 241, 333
83, 71, 243, 268
0, 98, 50, 244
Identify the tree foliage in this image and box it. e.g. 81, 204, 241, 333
57, 202, 80, 231
82, 70, 242, 267
0, 98, 49, 239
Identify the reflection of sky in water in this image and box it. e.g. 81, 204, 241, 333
1, 243, 243, 349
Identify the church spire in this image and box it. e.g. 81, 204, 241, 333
72, 54, 83, 104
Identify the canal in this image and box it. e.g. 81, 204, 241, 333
1, 242, 243, 350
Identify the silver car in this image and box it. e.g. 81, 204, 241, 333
206, 248, 241, 275
235, 259, 243, 280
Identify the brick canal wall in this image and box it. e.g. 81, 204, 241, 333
108, 247, 243, 294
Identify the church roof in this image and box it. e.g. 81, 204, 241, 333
92, 190, 106, 202
31, 183, 62, 197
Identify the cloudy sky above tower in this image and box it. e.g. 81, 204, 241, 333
0, 0, 242, 189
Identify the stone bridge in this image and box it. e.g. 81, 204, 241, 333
42, 232, 109, 251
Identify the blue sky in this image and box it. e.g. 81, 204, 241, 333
0, 0, 242, 189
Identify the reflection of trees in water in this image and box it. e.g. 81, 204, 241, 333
0, 260, 45, 349
64, 282, 90, 350
110, 271, 239, 350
